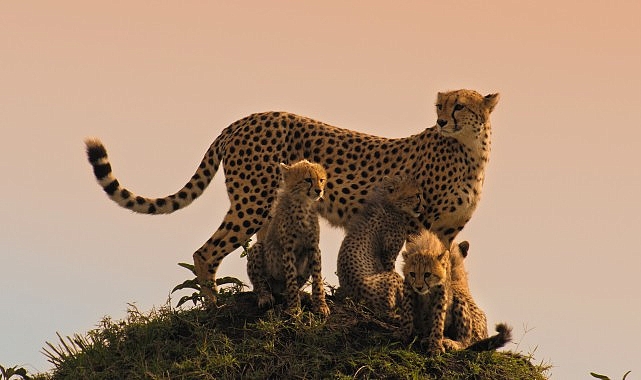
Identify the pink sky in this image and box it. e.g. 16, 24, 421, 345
2, 2, 640, 378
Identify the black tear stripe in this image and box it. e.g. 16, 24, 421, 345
451, 95, 459, 131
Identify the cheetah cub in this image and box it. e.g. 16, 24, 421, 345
337, 176, 424, 321
247, 160, 330, 316
399, 230, 512, 354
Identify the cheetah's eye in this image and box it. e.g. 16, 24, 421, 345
436, 104, 443, 111
424, 273, 431, 280
304, 178, 312, 183
454, 103, 464, 111
409, 272, 416, 279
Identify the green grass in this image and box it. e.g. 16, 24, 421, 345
27, 291, 549, 380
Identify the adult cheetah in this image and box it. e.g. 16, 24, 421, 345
85, 89, 499, 302
336, 176, 423, 321
247, 160, 329, 316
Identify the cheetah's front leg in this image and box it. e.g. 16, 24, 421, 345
423, 286, 447, 354
310, 246, 330, 316
398, 283, 415, 343
281, 239, 302, 315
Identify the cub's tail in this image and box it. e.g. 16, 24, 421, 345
466, 323, 512, 352
85, 137, 223, 214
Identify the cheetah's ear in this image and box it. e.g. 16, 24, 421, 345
279, 162, 291, 180
380, 176, 395, 193
279, 162, 292, 174
402, 250, 410, 261
483, 93, 500, 113
381, 175, 403, 193
458, 241, 470, 258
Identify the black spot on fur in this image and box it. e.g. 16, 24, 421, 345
103, 180, 119, 195
93, 163, 111, 180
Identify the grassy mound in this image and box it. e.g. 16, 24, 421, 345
33, 291, 549, 380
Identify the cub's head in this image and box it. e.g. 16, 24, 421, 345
279, 160, 327, 201
375, 176, 424, 218
402, 230, 450, 295
435, 89, 499, 144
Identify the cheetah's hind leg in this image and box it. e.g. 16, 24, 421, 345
310, 246, 330, 317
192, 209, 264, 304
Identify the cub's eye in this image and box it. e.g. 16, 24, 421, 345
320, 178, 326, 183
304, 178, 312, 183
454, 103, 464, 111
409, 272, 416, 279
423, 273, 431, 280
436, 104, 443, 111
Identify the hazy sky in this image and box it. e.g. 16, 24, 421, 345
1, 2, 640, 378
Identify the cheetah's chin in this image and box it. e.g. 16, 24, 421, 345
412, 288, 430, 296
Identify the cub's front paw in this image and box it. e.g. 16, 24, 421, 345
314, 301, 331, 317
421, 338, 445, 355
257, 292, 275, 309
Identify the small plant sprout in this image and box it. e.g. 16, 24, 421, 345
590, 370, 631, 380
172, 262, 246, 308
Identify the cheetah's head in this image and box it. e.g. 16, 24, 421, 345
279, 160, 327, 201
435, 90, 499, 145
377, 175, 424, 218
402, 230, 450, 295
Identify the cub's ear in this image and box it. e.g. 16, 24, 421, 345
380, 176, 395, 193
279, 162, 291, 180
279, 162, 291, 172
380, 175, 404, 193
458, 241, 470, 258
483, 93, 500, 113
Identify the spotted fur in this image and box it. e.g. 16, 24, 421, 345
336, 176, 423, 321
246, 160, 329, 316
399, 230, 511, 353
84, 89, 499, 302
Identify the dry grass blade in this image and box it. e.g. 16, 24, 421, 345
42, 332, 93, 366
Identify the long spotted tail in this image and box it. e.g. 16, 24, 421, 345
85, 137, 222, 214
466, 323, 513, 352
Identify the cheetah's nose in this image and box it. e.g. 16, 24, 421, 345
437, 119, 448, 127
